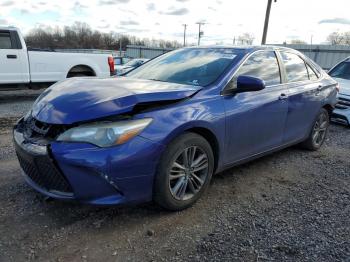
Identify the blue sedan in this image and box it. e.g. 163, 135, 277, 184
14, 46, 338, 210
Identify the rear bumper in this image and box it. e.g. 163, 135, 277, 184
14, 129, 165, 206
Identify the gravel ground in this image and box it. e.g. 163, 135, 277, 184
0, 100, 35, 118
0, 95, 349, 262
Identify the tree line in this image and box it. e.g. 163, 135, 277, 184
327, 31, 350, 45
25, 22, 182, 50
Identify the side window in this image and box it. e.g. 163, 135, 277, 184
281, 52, 309, 82
306, 63, 318, 81
229, 51, 281, 89
0, 31, 12, 49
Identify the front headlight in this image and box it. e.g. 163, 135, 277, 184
57, 118, 152, 147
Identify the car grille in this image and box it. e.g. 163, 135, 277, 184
18, 115, 67, 144
16, 147, 73, 195
335, 96, 350, 110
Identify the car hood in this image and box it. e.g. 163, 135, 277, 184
32, 77, 200, 124
334, 77, 350, 96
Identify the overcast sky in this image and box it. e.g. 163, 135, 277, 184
1, 0, 350, 45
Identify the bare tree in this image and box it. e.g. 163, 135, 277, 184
290, 39, 307, 44
237, 33, 255, 45
25, 22, 181, 50
327, 32, 345, 45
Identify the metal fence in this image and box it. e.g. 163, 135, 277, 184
275, 44, 350, 69
125, 44, 350, 70
125, 45, 173, 59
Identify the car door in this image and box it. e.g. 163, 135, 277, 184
278, 51, 323, 143
223, 50, 289, 165
0, 30, 29, 84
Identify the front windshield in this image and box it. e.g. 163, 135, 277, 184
329, 61, 350, 80
125, 60, 142, 67
126, 48, 240, 86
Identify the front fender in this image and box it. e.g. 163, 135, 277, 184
136, 96, 226, 167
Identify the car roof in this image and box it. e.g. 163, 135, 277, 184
183, 45, 296, 53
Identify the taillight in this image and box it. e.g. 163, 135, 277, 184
108, 56, 114, 75
336, 83, 340, 93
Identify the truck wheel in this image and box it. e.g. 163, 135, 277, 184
67, 65, 95, 78
153, 133, 214, 211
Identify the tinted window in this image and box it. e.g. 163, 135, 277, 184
127, 48, 240, 86
306, 63, 318, 81
229, 51, 281, 89
329, 61, 350, 80
281, 52, 309, 82
0, 32, 12, 49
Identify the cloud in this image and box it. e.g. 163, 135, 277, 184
0, 0, 14, 7
120, 20, 139, 26
147, 3, 156, 11
99, 0, 130, 5
0, 19, 8, 25
74, 1, 88, 9
319, 18, 350, 25
19, 8, 30, 15
176, 0, 190, 2
98, 24, 110, 29
160, 7, 189, 15
208, 6, 216, 11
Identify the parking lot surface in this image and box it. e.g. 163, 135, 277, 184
0, 96, 349, 262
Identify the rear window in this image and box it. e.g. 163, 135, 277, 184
281, 52, 309, 82
306, 63, 319, 81
0, 32, 12, 49
329, 61, 350, 80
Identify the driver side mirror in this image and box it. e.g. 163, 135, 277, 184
236, 75, 266, 93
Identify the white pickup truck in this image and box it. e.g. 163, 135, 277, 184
0, 27, 114, 86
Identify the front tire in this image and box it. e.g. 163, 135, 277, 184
153, 133, 214, 211
301, 108, 330, 151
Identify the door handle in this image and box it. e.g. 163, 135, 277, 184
279, 93, 288, 100
7, 54, 17, 59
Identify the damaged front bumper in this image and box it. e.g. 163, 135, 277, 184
14, 126, 165, 206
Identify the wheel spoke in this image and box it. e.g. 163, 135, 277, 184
191, 173, 204, 186
182, 149, 190, 168
172, 162, 186, 170
187, 178, 197, 193
169, 172, 185, 180
191, 153, 206, 168
178, 179, 188, 199
189, 146, 197, 166
312, 130, 319, 142
172, 177, 185, 196
193, 161, 208, 172
320, 121, 328, 129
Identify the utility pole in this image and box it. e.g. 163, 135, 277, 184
196, 22, 205, 46
182, 24, 187, 47
261, 0, 277, 45
119, 34, 122, 56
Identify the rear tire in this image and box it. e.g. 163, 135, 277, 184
153, 133, 214, 211
300, 108, 330, 151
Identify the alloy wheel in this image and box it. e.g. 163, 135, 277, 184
312, 112, 329, 147
168, 146, 209, 201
